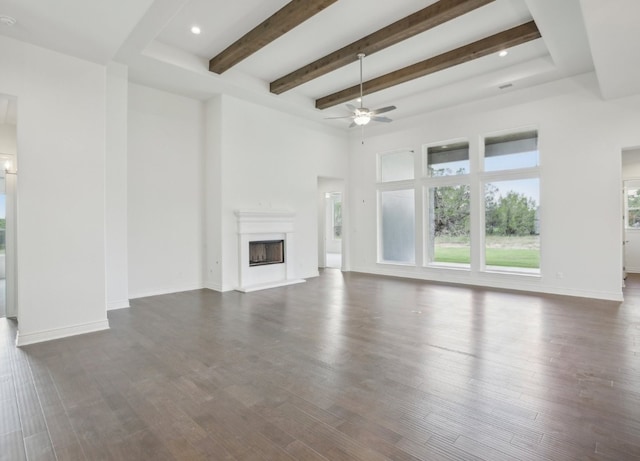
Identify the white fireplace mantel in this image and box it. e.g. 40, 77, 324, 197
235, 210, 305, 292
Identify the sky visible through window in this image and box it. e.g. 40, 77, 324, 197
486, 150, 539, 203
485, 149, 538, 171
490, 177, 539, 204
431, 150, 539, 202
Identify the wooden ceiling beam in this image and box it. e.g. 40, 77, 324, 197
209, 0, 337, 74
315, 21, 541, 110
270, 0, 496, 95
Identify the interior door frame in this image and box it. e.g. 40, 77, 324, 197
0, 153, 17, 318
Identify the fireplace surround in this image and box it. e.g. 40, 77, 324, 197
235, 210, 305, 292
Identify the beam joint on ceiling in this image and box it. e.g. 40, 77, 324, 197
270, 0, 496, 95
209, 0, 338, 74
315, 20, 541, 110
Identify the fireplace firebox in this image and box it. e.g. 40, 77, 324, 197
249, 240, 284, 266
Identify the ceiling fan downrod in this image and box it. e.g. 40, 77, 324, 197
358, 52, 365, 110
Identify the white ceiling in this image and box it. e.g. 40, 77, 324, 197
0, 0, 638, 128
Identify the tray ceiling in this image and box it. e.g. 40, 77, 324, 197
1, 0, 638, 128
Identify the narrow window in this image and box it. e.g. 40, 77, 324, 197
332, 194, 342, 239
380, 189, 415, 264
626, 181, 640, 228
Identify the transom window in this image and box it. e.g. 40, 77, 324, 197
427, 141, 469, 176
484, 130, 538, 171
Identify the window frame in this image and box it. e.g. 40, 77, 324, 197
376, 149, 417, 266
424, 139, 471, 178
479, 127, 541, 275
374, 127, 541, 276
377, 185, 417, 265
422, 139, 471, 268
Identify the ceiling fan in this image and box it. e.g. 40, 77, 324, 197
327, 53, 396, 128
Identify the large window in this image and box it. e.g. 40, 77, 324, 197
428, 185, 470, 265
380, 189, 415, 263
376, 129, 540, 274
378, 150, 415, 264
482, 130, 540, 272
425, 141, 470, 266
484, 179, 540, 270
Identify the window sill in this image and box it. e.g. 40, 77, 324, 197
426, 262, 470, 271
377, 261, 416, 267
483, 266, 541, 277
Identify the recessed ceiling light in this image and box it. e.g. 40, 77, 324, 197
498, 50, 508, 57
0, 15, 17, 27
191, 25, 201, 35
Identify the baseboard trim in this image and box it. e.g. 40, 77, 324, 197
235, 279, 306, 293
350, 266, 623, 302
16, 319, 110, 347
128, 283, 204, 300
204, 281, 227, 292
107, 300, 130, 310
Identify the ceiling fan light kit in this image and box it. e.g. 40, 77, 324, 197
353, 113, 371, 126
327, 53, 397, 130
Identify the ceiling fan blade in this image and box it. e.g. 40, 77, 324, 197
348, 121, 357, 128
324, 115, 354, 119
371, 116, 393, 123
346, 103, 357, 112
370, 105, 396, 115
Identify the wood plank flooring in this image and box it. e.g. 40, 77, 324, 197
2, 270, 640, 460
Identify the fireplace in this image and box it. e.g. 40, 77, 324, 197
235, 210, 305, 292
249, 240, 284, 266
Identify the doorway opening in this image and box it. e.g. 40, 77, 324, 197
317, 177, 345, 271
325, 192, 342, 268
0, 94, 17, 319
622, 147, 640, 293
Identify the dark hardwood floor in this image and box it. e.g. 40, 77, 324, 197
2, 270, 640, 460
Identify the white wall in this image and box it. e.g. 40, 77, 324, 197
0, 36, 108, 345
204, 96, 223, 291
127, 83, 204, 298
348, 73, 640, 301
105, 63, 130, 309
205, 95, 349, 291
